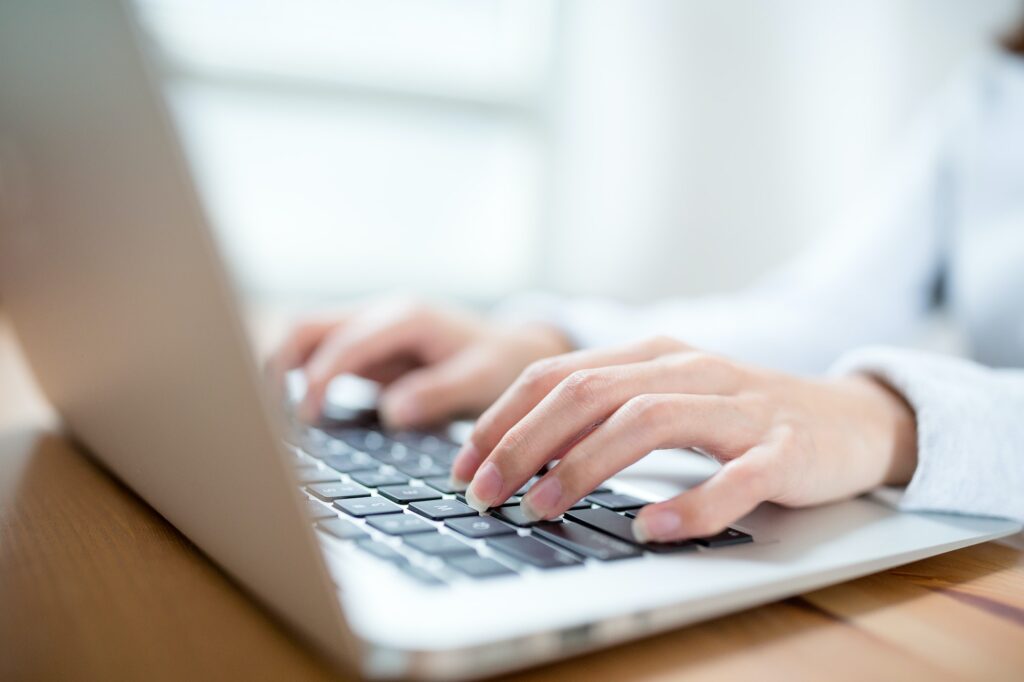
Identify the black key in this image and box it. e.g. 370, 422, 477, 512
393, 457, 448, 479
565, 508, 697, 553
422, 476, 464, 494
409, 499, 477, 520
305, 481, 371, 501
491, 505, 542, 528
367, 443, 417, 466
693, 528, 753, 548
568, 499, 593, 510
446, 555, 516, 579
377, 484, 442, 504
302, 437, 357, 459
533, 520, 641, 561
487, 535, 582, 569
294, 428, 326, 455
356, 538, 407, 563
590, 484, 612, 494
616, 514, 752, 547
585, 492, 647, 511
295, 465, 340, 484
427, 448, 459, 468
323, 451, 379, 474
444, 515, 517, 538
389, 430, 457, 456
399, 563, 445, 586
455, 493, 521, 507
335, 497, 403, 517
327, 427, 390, 453
403, 532, 475, 557
305, 500, 336, 520
366, 513, 435, 536
350, 469, 409, 488
317, 518, 368, 540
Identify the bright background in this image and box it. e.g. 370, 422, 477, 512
137, 0, 1020, 308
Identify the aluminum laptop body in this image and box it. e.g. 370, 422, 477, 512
0, 1, 1019, 679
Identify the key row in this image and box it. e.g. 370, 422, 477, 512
306, 477, 645, 512
308, 483, 752, 551
299, 426, 460, 470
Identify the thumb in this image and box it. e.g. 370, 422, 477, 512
632, 450, 775, 542
379, 350, 493, 428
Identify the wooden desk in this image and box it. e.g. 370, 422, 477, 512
2, 313, 1023, 681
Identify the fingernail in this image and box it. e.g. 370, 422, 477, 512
633, 509, 681, 543
521, 476, 562, 521
450, 443, 482, 484
466, 461, 502, 512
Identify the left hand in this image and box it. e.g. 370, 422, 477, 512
450, 336, 917, 543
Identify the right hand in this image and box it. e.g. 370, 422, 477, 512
266, 298, 572, 428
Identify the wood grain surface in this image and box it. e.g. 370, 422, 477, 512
2, 314, 1022, 681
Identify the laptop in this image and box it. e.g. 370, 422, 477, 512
0, 1, 1019, 679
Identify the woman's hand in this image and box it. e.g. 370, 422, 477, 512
266, 298, 572, 427
451, 336, 918, 543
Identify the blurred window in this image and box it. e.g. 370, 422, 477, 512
136, 0, 556, 302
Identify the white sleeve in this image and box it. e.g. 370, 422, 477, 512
831, 347, 1024, 524
496, 61, 975, 376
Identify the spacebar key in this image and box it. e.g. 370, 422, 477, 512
564, 508, 697, 553
486, 534, 582, 569
533, 520, 641, 561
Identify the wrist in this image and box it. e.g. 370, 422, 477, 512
846, 374, 919, 486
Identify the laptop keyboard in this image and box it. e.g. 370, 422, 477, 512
289, 424, 752, 587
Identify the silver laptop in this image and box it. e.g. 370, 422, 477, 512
1, 1, 1019, 679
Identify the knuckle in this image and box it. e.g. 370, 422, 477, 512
672, 350, 740, 381
465, 429, 490, 456
685, 351, 723, 371
496, 426, 530, 459
559, 369, 604, 408
469, 410, 500, 447
621, 394, 672, 430
770, 423, 801, 451
520, 357, 563, 391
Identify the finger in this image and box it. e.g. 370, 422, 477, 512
465, 354, 742, 510
298, 309, 433, 422
379, 348, 495, 429
358, 355, 422, 385
265, 319, 339, 387
452, 336, 687, 481
517, 393, 762, 520
632, 447, 779, 542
